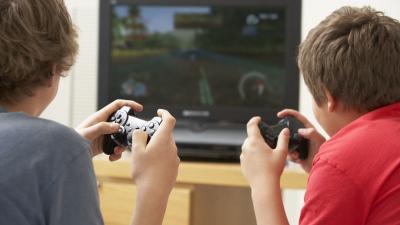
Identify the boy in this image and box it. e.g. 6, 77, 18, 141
241, 6, 400, 225
0, 0, 179, 225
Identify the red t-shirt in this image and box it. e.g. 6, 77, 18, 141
300, 102, 400, 225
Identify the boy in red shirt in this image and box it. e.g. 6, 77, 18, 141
240, 6, 400, 225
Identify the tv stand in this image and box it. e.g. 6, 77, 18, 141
177, 143, 241, 162
93, 157, 308, 225
174, 122, 247, 162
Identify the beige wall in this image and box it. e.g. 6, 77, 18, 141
41, 1, 400, 224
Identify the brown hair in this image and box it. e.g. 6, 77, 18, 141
298, 6, 400, 112
0, 0, 78, 104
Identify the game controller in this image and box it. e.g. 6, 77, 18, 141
102, 106, 162, 155
258, 116, 309, 160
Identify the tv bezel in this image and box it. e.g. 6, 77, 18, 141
98, 0, 301, 125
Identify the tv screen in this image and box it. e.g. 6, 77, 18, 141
111, 5, 286, 109
99, 0, 301, 149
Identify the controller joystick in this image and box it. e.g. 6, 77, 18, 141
102, 106, 162, 155
258, 116, 309, 160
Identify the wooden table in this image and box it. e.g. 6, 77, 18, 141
94, 158, 308, 225
94, 159, 308, 188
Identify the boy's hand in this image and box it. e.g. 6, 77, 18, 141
130, 109, 180, 194
240, 117, 290, 188
75, 99, 143, 161
277, 109, 326, 172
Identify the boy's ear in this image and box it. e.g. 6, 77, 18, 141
324, 88, 336, 112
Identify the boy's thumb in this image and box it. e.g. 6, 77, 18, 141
276, 128, 290, 153
131, 129, 148, 152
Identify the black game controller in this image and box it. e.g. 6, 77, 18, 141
102, 106, 162, 155
258, 116, 309, 160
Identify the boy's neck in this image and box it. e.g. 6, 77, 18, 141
0, 90, 52, 117
0, 77, 58, 117
0, 99, 43, 117
327, 109, 366, 136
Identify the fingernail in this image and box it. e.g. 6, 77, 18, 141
283, 128, 290, 136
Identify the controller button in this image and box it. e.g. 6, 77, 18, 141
117, 114, 122, 119
148, 122, 155, 128
110, 116, 116, 121
127, 133, 133, 145
126, 123, 130, 126
118, 126, 125, 134
141, 126, 147, 132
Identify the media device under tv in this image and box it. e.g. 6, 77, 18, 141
98, 0, 301, 162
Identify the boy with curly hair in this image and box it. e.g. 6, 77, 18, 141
0, 1, 179, 224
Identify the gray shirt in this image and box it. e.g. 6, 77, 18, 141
0, 107, 103, 225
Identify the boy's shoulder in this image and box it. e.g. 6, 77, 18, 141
314, 103, 400, 180
330, 103, 399, 149
0, 111, 90, 158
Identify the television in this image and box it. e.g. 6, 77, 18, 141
98, 0, 301, 161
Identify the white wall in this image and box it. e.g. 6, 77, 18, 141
41, 1, 400, 224
41, 0, 99, 127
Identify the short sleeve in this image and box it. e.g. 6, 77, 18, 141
299, 159, 368, 225
43, 149, 104, 225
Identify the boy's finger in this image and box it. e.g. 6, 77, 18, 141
277, 109, 313, 128
298, 127, 320, 140
81, 122, 120, 140
78, 100, 143, 128
113, 146, 125, 155
155, 109, 176, 134
102, 99, 143, 116
109, 152, 122, 161
246, 116, 262, 138
288, 151, 300, 162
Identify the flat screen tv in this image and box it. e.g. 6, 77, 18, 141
98, 0, 301, 160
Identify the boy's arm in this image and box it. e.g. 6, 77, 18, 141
240, 117, 290, 225
129, 109, 180, 225
131, 185, 171, 225
250, 180, 288, 225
